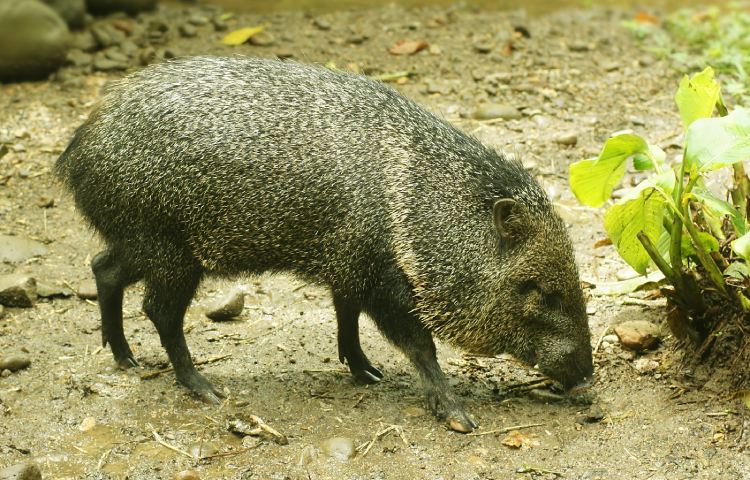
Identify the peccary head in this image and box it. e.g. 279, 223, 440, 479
420, 196, 593, 390
489, 198, 593, 389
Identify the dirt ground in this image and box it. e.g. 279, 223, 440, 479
1, 2, 749, 479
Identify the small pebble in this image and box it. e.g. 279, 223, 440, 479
173, 470, 200, 480
79, 416, 97, 432
93, 58, 127, 72
603, 334, 619, 344
554, 132, 578, 146
76, 279, 98, 300
313, 17, 331, 30
473, 104, 522, 121
321, 437, 355, 462
577, 405, 605, 423
473, 42, 493, 54
205, 288, 244, 321
0, 355, 31, 372
250, 31, 275, 46
614, 320, 661, 352
179, 24, 198, 38
188, 15, 209, 26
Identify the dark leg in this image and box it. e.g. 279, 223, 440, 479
92, 247, 142, 369
365, 271, 478, 433
141, 265, 224, 404
333, 292, 383, 384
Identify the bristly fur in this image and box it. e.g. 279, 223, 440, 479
56, 56, 592, 391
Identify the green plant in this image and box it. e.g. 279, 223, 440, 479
623, 4, 750, 105
569, 67, 750, 342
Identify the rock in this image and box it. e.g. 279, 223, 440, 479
173, 471, 200, 480
313, 17, 331, 30
275, 48, 294, 59
553, 132, 578, 146
93, 57, 126, 71
211, 18, 228, 31
602, 334, 619, 344
36, 281, 74, 298
0, 462, 42, 480
42, 0, 85, 28
613, 320, 661, 352
85, 0, 157, 15
205, 288, 244, 321
321, 437, 355, 462
424, 80, 453, 95
473, 104, 522, 121
0, 0, 71, 82
0, 235, 48, 263
0, 355, 31, 372
249, 31, 275, 47
568, 41, 590, 52
473, 42, 493, 54
179, 23, 197, 38
633, 357, 659, 373
584, 405, 605, 422
119, 40, 138, 57
78, 416, 97, 431
188, 15, 209, 26
76, 279, 98, 300
0, 275, 37, 307
90, 23, 124, 48
71, 29, 98, 52
66, 48, 92, 66
188, 442, 217, 458
104, 48, 128, 63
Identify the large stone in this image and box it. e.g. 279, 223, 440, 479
613, 320, 661, 352
85, 0, 156, 15
0, 235, 48, 263
0, 0, 71, 82
42, 0, 85, 28
0, 462, 41, 480
0, 275, 37, 307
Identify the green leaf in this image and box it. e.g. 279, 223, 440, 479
632, 144, 665, 171
681, 230, 720, 257
674, 66, 720, 129
691, 187, 747, 235
604, 187, 667, 275
733, 231, 750, 262
569, 134, 650, 208
724, 262, 749, 279
684, 107, 750, 172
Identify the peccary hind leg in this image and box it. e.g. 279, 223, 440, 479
142, 265, 224, 404
333, 293, 383, 384
92, 248, 142, 369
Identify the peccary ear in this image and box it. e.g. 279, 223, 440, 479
493, 198, 519, 241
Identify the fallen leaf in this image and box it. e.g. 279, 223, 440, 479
389, 40, 428, 55
501, 430, 539, 449
501, 41, 514, 56
222, 25, 265, 45
634, 11, 659, 25
593, 237, 613, 248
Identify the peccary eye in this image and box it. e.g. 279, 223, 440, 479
519, 280, 540, 295
543, 292, 563, 309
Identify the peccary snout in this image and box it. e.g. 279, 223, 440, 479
536, 337, 594, 390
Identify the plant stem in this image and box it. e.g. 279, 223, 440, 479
682, 201, 728, 296
670, 164, 686, 293
731, 163, 750, 222
636, 231, 678, 285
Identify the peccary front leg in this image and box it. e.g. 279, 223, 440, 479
370, 304, 478, 433
142, 267, 224, 404
332, 293, 383, 384
92, 247, 142, 369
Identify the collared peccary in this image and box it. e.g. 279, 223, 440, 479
56, 56, 593, 433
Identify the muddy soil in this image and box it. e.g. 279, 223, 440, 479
1, 3, 749, 479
